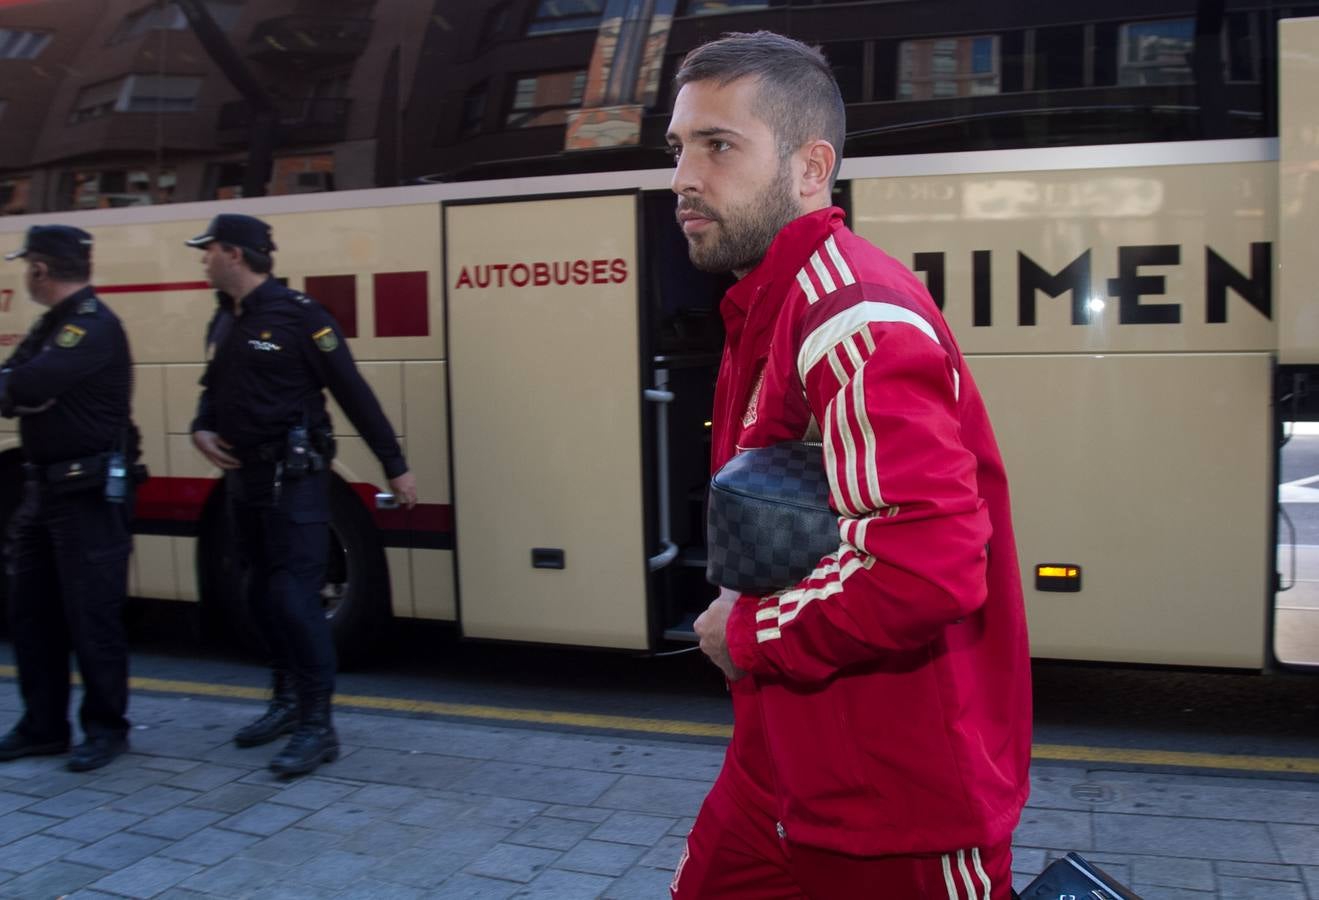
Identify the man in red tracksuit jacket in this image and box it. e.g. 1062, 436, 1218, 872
667, 32, 1032, 899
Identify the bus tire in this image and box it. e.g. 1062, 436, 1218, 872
197, 474, 391, 670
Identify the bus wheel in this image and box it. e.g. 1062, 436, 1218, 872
197, 475, 391, 670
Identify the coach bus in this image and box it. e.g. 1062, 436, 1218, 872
0, 0, 1316, 672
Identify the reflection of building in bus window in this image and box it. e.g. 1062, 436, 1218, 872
506, 70, 588, 129
898, 35, 1001, 101
1118, 18, 1195, 86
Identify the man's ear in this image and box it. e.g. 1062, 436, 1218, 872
799, 139, 837, 204
29, 262, 45, 281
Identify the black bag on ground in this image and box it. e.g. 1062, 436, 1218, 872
1016, 852, 1143, 900
705, 441, 837, 595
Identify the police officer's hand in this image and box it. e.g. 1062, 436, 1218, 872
695, 588, 746, 682
191, 429, 241, 470
11, 398, 55, 415
388, 470, 417, 509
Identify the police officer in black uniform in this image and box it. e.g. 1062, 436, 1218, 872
0, 225, 139, 772
187, 214, 416, 777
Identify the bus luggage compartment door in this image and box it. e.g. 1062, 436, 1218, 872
444, 194, 649, 648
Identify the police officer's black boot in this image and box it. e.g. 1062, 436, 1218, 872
234, 670, 298, 748
269, 691, 339, 778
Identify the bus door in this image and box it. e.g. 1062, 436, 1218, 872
1275, 16, 1319, 669
443, 192, 651, 649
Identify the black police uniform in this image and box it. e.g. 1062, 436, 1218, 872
0, 285, 136, 757
192, 277, 406, 721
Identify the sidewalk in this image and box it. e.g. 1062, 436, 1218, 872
0, 685, 1314, 899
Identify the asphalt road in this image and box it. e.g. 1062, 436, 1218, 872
1280, 431, 1319, 544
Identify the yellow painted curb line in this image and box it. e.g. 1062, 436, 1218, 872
3, 665, 1317, 774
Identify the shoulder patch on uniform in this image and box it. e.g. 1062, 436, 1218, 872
76, 297, 98, 315
294, 293, 312, 305
55, 324, 86, 348
312, 326, 339, 352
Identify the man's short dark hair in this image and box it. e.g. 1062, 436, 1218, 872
675, 31, 845, 184
221, 243, 274, 275
27, 251, 90, 283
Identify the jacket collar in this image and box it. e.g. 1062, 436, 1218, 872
720, 206, 846, 337
47, 284, 97, 321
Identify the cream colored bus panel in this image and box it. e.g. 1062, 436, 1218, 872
1278, 16, 1319, 364
95, 206, 443, 366
446, 194, 647, 648
853, 162, 1275, 355
975, 353, 1271, 667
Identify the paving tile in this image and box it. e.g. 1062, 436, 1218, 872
387, 795, 478, 827
1302, 866, 1319, 900
111, 785, 200, 816
178, 857, 295, 895
462, 796, 552, 829
336, 878, 429, 899
242, 884, 327, 900
218, 800, 309, 836
668, 817, 695, 837
185, 782, 278, 814
1126, 887, 1215, 900
635, 835, 684, 870
159, 826, 261, 865
60, 891, 125, 900
592, 775, 709, 818
26, 788, 119, 819
334, 821, 430, 856
295, 800, 386, 835
46, 807, 146, 842
589, 812, 677, 846
1272, 823, 1319, 865
604, 865, 677, 899
266, 778, 358, 811
465, 843, 562, 883
239, 827, 344, 865
1012, 808, 1093, 851
542, 804, 615, 824
509, 868, 614, 898
368, 846, 467, 888
1219, 875, 1308, 899
450, 761, 619, 806
152, 889, 216, 900
12, 771, 88, 798
553, 839, 644, 877
1094, 812, 1280, 863
127, 805, 227, 840
136, 757, 201, 774
0, 792, 37, 816
345, 784, 420, 809
163, 763, 248, 792
0, 810, 63, 846
0, 833, 85, 874
82, 766, 171, 795
1010, 847, 1046, 875
1219, 860, 1304, 881
285, 848, 379, 888
64, 832, 172, 870
321, 747, 483, 790
1129, 855, 1215, 891
508, 816, 598, 851
0, 861, 104, 898
427, 873, 518, 899
89, 856, 205, 899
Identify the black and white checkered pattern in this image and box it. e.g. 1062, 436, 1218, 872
706, 442, 838, 595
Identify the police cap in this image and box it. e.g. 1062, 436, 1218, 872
4, 225, 93, 262
185, 214, 277, 254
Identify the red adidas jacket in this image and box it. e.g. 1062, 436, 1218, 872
714, 207, 1031, 857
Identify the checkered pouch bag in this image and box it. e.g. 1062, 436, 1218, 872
706, 441, 838, 595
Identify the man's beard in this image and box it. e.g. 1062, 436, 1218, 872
680, 162, 799, 274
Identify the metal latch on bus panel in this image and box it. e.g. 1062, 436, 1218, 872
645, 370, 680, 572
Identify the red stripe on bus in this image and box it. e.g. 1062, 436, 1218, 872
98, 281, 211, 294
135, 475, 452, 534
